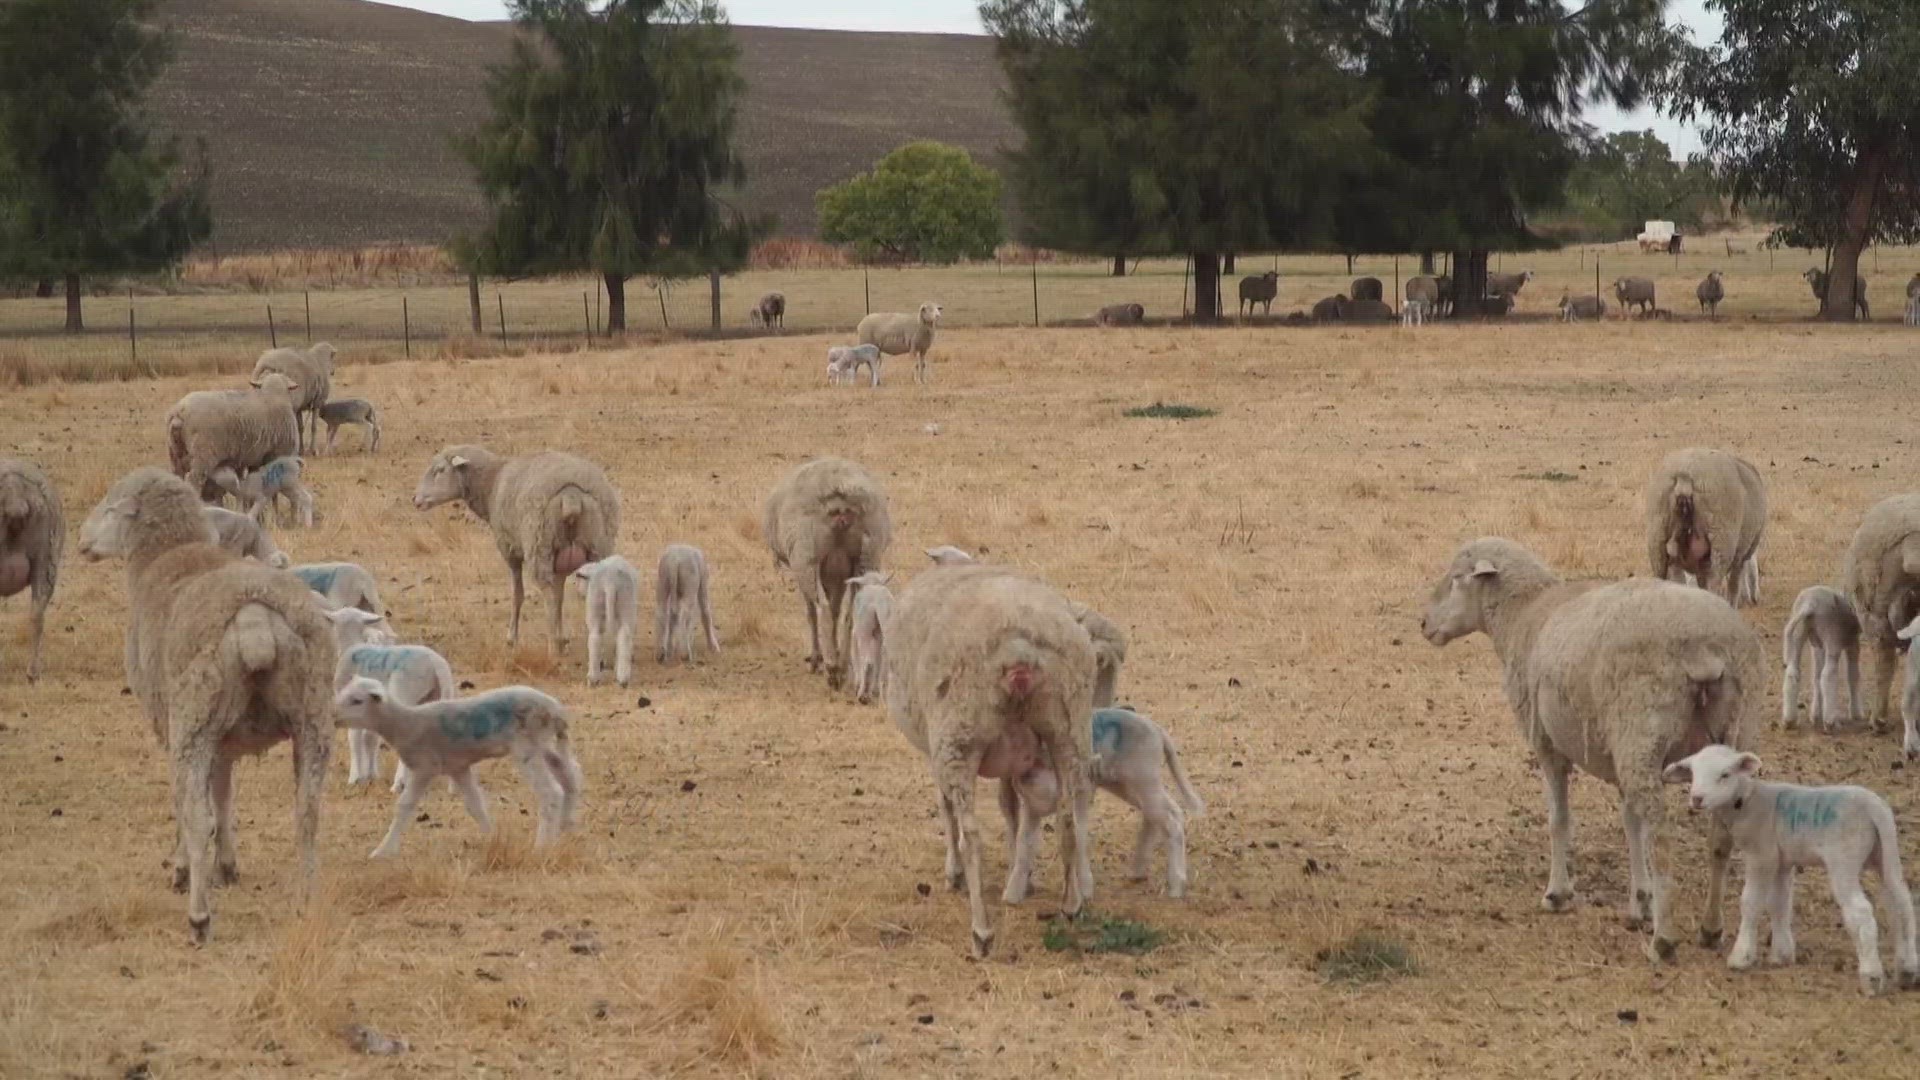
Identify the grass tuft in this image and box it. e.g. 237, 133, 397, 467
1124, 402, 1217, 420
1315, 933, 1417, 985
1042, 911, 1163, 955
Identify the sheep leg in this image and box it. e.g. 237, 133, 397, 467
1781, 622, 1807, 727
698, 572, 719, 654
347, 728, 375, 785
614, 622, 633, 687
293, 486, 313, 529
546, 580, 567, 656
1830, 863, 1886, 995
1623, 783, 1675, 961
794, 565, 824, 673
507, 558, 525, 647
1619, 800, 1652, 930
453, 769, 493, 833
936, 789, 965, 891
25, 576, 49, 682
1820, 643, 1851, 732
1865, 630, 1898, 733
392, 760, 410, 794
679, 597, 696, 663
1847, 646, 1865, 732
323, 424, 337, 455
1809, 641, 1828, 728
171, 742, 219, 944
549, 742, 584, 832
1768, 862, 1796, 965
291, 718, 327, 904
1701, 812, 1733, 948
931, 742, 993, 957
516, 745, 567, 848
821, 569, 850, 689
1539, 759, 1576, 911
1061, 767, 1094, 913
371, 769, 431, 858
211, 755, 239, 885
999, 781, 1036, 904
1727, 855, 1772, 970
586, 611, 604, 685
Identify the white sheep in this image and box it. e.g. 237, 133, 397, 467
317, 398, 380, 454
1665, 745, 1919, 995
1892, 615, 1920, 759
857, 301, 942, 385
289, 561, 383, 614
251, 342, 337, 452
211, 455, 313, 528
826, 343, 882, 387
201, 505, 290, 568
764, 457, 891, 686
1093, 302, 1146, 327
0, 458, 63, 683
1783, 585, 1861, 731
568, 555, 639, 686
655, 544, 718, 666
167, 373, 301, 501
843, 569, 894, 705
1645, 448, 1767, 607
413, 445, 621, 654
1400, 298, 1429, 326
332, 676, 583, 857
1422, 537, 1766, 960
78, 468, 334, 943
323, 607, 455, 793
1613, 275, 1657, 317
1841, 493, 1920, 739
1697, 270, 1726, 319
1559, 293, 1606, 321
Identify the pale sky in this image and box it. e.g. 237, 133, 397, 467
383, 0, 1717, 154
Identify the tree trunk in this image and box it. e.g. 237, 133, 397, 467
1419, 251, 1435, 275
709, 269, 722, 330
1111, 254, 1127, 277
63, 273, 82, 332
34, 280, 53, 298
1449, 251, 1492, 318
1345, 253, 1355, 274
1193, 252, 1222, 324
467, 273, 482, 333
1222, 253, 1236, 275
1824, 147, 1885, 322
605, 273, 627, 333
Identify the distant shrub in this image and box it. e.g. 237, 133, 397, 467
817, 141, 1005, 265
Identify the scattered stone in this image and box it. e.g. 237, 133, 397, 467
680, 779, 697, 793
1616, 1009, 1639, 1024
915, 882, 932, 897
50, 808, 61, 817
458, 680, 475, 691
591, 1000, 611, 1020
1227, 677, 1242, 688
637, 696, 653, 709
475, 969, 502, 982
570, 931, 602, 956
916, 1014, 935, 1025
342, 1024, 409, 1056
1304, 858, 1322, 875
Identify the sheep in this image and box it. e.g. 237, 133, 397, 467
1486, 269, 1535, 300
201, 506, 289, 569
882, 563, 1098, 957
1238, 271, 1280, 318
1559, 292, 1607, 321
1405, 275, 1441, 315
1400, 298, 1430, 326
0, 458, 62, 683
826, 343, 881, 387
332, 676, 582, 857
654, 544, 718, 666
251, 342, 337, 452
317, 398, 380, 454
1341, 298, 1395, 322
211, 455, 313, 528
1783, 585, 1862, 732
919, 544, 1126, 707
925, 545, 975, 567
747, 291, 786, 330
1665, 745, 1918, 995
1092, 302, 1146, 327
1905, 274, 1920, 327
763, 457, 890, 686
1350, 276, 1384, 303
1311, 294, 1348, 322
1613, 275, 1657, 317
569, 555, 639, 686
289, 561, 383, 614
1893, 615, 1920, 758
1841, 493, 1920, 742
843, 569, 894, 705
413, 445, 620, 655
856, 301, 942, 385
166, 373, 301, 501
1644, 448, 1767, 607
77, 468, 334, 943
1421, 537, 1766, 960
1696, 270, 1726, 319
323, 607, 455, 792
1804, 267, 1870, 318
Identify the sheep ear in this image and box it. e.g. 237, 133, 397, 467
449, 455, 469, 470
1897, 615, 1920, 642
1470, 560, 1498, 579
1735, 753, 1761, 776
1662, 761, 1690, 784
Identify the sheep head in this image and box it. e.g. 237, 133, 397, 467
414, 445, 491, 510
80, 468, 211, 562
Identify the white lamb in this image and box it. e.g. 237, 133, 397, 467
570, 555, 640, 687
1400, 299, 1429, 327
655, 544, 718, 665
1892, 614, 1920, 758
323, 607, 455, 793
332, 676, 583, 857
826, 343, 882, 387
1783, 585, 1862, 731
1666, 745, 1919, 995
843, 570, 894, 705
211, 456, 313, 528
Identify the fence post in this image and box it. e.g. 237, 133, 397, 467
304, 290, 312, 342
657, 283, 670, 331
497, 293, 507, 344
583, 290, 592, 343
863, 268, 870, 315
1393, 255, 1400, 313
267, 304, 277, 348
127, 289, 137, 371
1181, 257, 1190, 319
1594, 260, 1600, 306
709, 269, 721, 331
402, 295, 411, 358
468, 273, 483, 334
1031, 253, 1039, 328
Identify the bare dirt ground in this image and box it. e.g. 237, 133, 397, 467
3, 321, 1919, 1077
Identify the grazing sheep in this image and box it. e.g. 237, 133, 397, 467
857, 301, 942, 385
323, 608, 455, 792
919, 544, 1125, 707
332, 676, 582, 857
1350, 276, 1384, 303
1405, 275, 1441, 315
211, 456, 313, 528
317, 398, 380, 454
289, 562, 382, 614
1665, 745, 1919, 995
826, 343, 882, 387
843, 569, 894, 705
883, 563, 1098, 957
569, 555, 640, 687
1238, 271, 1280, 318
1342, 298, 1395, 322
0, 458, 62, 683
413, 445, 620, 655
1697, 271, 1726, 319
1842, 493, 1920, 742
1401, 299, 1430, 326
1559, 292, 1607, 321
1614, 275, 1657, 317
748, 291, 786, 330
654, 544, 718, 666
1804, 267, 1870, 318
764, 457, 891, 686
78, 468, 334, 943
201, 506, 289, 569
251, 342, 337, 452
1421, 537, 1766, 960
1783, 586, 1862, 732
1311, 294, 1349, 322
1645, 448, 1767, 607
1092, 302, 1146, 327
1486, 269, 1535, 300
167, 374, 301, 501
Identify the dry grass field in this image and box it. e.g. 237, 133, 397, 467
5, 319, 1920, 1078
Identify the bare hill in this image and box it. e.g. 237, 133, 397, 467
149, 0, 1017, 252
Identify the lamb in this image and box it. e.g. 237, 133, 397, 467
883, 563, 1098, 957
652, 544, 718, 666
1400, 299, 1430, 326
919, 544, 1126, 707
1665, 745, 1918, 995
1613, 275, 1657, 317
1696, 270, 1725, 319
251, 342, 337, 452
322, 608, 455, 792
569, 555, 640, 686
747, 291, 786, 330
763, 457, 891, 686
1350, 276, 1384, 303
77, 468, 334, 943
1238, 271, 1280, 318
1092, 302, 1146, 327
1841, 493, 1920, 742
1486, 269, 1535, 302
1644, 448, 1767, 607
843, 569, 894, 705
332, 676, 582, 857
413, 445, 620, 654
211, 455, 313, 528
856, 301, 942, 385
1782, 586, 1861, 732
1559, 292, 1607, 321
1804, 267, 1869, 319
1421, 537, 1766, 960
317, 398, 380, 454
1894, 615, 1920, 757
1311, 294, 1348, 321
0, 458, 62, 683
826, 343, 882, 387
289, 561, 383, 614
166, 373, 301, 500
201, 506, 289, 568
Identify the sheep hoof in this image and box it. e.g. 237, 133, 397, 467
1698, 926, 1723, 949
971, 931, 993, 959
1897, 968, 1920, 991
1861, 972, 1888, 997
217, 863, 239, 887
1648, 936, 1678, 963
1623, 914, 1645, 931
856, 693, 871, 706
188, 915, 211, 946
587, 674, 602, 687
170, 865, 189, 893
1541, 890, 1575, 913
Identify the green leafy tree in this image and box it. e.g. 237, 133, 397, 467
816, 141, 1005, 264
0, 0, 212, 331
1671, 0, 1920, 320
982, 0, 1368, 321
1561, 130, 1723, 240
459, 0, 763, 332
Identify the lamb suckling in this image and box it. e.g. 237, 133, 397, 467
211, 455, 313, 528
323, 607, 455, 793
1665, 745, 1919, 995
201, 505, 290, 568
290, 561, 383, 614
842, 569, 894, 705
748, 291, 786, 330
1645, 447, 1767, 607
1783, 586, 1861, 732
0, 458, 62, 683
1421, 537, 1766, 961
78, 467, 335, 943
763, 457, 890, 686
1840, 493, 1920, 740
166, 373, 301, 501
317, 398, 380, 454
856, 301, 942, 384
569, 555, 640, 686
655, 544, 718, 666
826, 343, 882, 387
332, 676, 583, 857
251, 342, 337, 451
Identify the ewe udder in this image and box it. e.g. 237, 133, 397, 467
0, 552, 29, 596
553, 543, 589, 577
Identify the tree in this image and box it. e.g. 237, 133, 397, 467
816, 141, 1005, 264
982, 0, 1367, 321
0, 0, 212, 332
1561, 131, 1722, 241
459, 0, 762, 333
1671, 0, 1920, 321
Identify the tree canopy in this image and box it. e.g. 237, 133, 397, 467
817, 141, 1005, 264
1556, 130, 1723, 241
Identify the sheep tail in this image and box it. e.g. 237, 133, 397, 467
167, 414, 190, 477
1162, 733, 1205, 816
224, 603, 287, 674
996, 637, 1046, 700
1671, 477, 1696, 537
1676, 651, 1738, 757
555, 487, 585, 528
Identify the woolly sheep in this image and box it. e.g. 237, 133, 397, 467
251, 342, 337, 452
333, 676, 583, 857
1894, 615, 1920, 758
1350, 276, 1384, 303
654, 544, 719, 666
826, 343, 882, 387
1311, 294, 1348, 321
78, 468, 334, 943
290, 561, 383, 614
1405, 275, 1441, 313
0, 458, 62, 683
1342, 298, 1395, 322
211, 455, 313, 528
763, 457, 891, 686
1422, 537, 1766, 960
201, 505, 289, 568
920, 544, 1125, 707
1805, 267, 1870, 318
924, 545, 975, 567
323, 608, 455, 792
1842, 493, 1920, 741
569, 555, 640, 686
857, 301, 942, 384
1486, 269, 1535, 299
167, 373, 301, 501
1613, 275, 1657, 317
1665, 746, 1918, 995
1697, 271, 1725, 319
748, 291, 786, 330
1645, 448, 1767, 607
883, 563, 1098, 957
317, 398, 380, 454
1559, 292, 1607, 321
1783, 586, 1862, 732
1238, 271, 1280, 318
1092, 302, 1146, 327
413, 445, 620, 654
